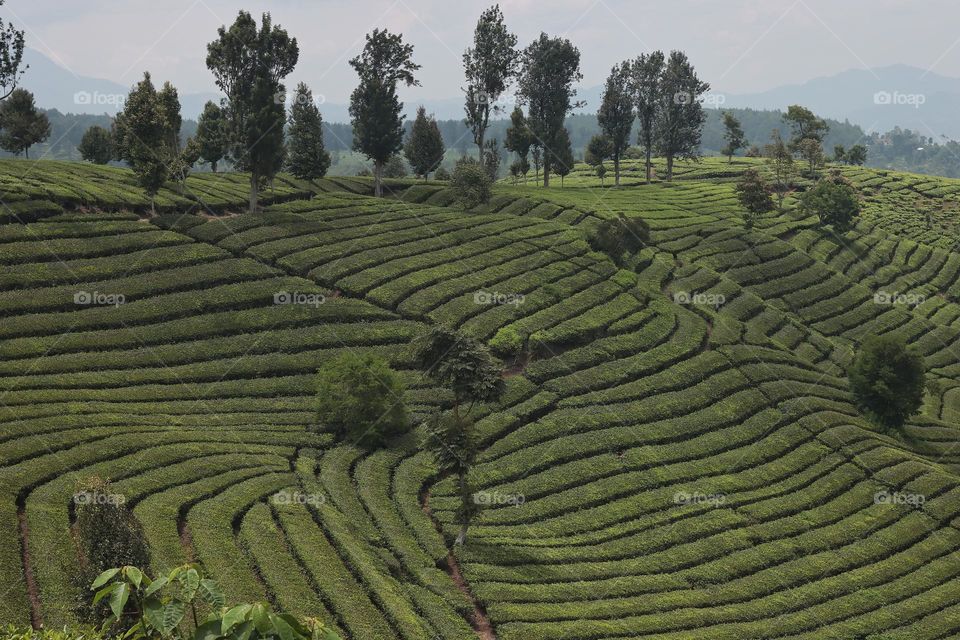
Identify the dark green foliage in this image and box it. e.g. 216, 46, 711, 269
404, 106, 444, 179
450, 157, 492, 208
800, 175, 861, 232
587, 214, 650, 266
585, 134, 612, 167
462, 4, 518, 155
434, 166, 450, 181
631, 50, 665, 183
0, 1, 25, 100
597, 61, 633, 184
849, 334, 925, 430
195, 101, 226, 172
114, 73, 174, 207
0, 88, 49, 157
482, 137, 501, 180
721, 111, 746, 162
504, 106, 532, 167
656, 50, 709, 180
349, 29, 420, 197
383, 154, 408, 178
316, 352, 407, 449
73, 476, 151, 623
765, 128, 795, 210
847, 143, 867, 165
77, 126, 113, 165
517, 33, 582, 187
287, 83, 331, 180
552, 127, 574, 187
735, 168, 774, 228
783, 104, 829, 148
207, 11, 298, 212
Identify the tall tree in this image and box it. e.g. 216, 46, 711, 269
783, 105, 829, 150
553, 127, 574, 187
721, 111, 746, 163
114, 73, 171, 211
764, 129, 795, 211
597, 61, 633, 185
349, 29, 420, 197
516, 33, 582, 187
462, 4, 518, 159
631, 51, 664, 183
504, 106, 532, 181
287, 82, 331, 180
404, 105, 445, 180
0, 1, 25, 101
0, 88, 49, 157
78, 125, 113, 164
195, 100, 226, 172
414, 326, 505, 545
656, 50, 709, 181
156, 81, 191, 189
207, 11, 299, 212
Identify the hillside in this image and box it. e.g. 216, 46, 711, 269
2, 157, 960, 639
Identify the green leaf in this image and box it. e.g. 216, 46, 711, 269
178, 567, 200, 601
220, 604, 251, 635
272, 615, 296, 640
193, 620, 222, 640
144, 597, 165, 632
162, 600, 186, 634
145, 576, 169, 598
93, 583, 118, 606
124, 566, 144, 589
198, 579, 225, 608
251, 604, 271, 634
232, 620, 254, 640
91, 568, 120, 590
109, 582, 130, 619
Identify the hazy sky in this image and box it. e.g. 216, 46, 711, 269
5, 0, 960, 102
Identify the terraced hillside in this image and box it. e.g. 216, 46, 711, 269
3, 157, 960, 639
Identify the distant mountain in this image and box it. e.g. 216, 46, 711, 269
16, 48, 220, 118
717, 65, 960, 140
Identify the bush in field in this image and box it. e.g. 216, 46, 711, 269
849, 334, 925, 431
588, 214, 650, 266
316, 352, 407, 448
451, 157, 492, 209
800, 176, 860, 233
735, 168, 774, 228
489, 326, 524, 357
90, 565, 340, 639
434, 166, 450, 181
73, 476, 151, 622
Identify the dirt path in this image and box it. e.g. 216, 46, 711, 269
421, 490, 496, 640
177, 515, 197, 563
17, 505, 43, 629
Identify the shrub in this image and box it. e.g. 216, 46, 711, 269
800, 176, 861, 232
434, 166, 450, 181
450, 157, 492, 209
0, 627, 103, 640
489, 327, 524, 357
73, 476, 151, 622
316, 352, 408, 448
849, 334, 925, 430
587, 215, 650, 266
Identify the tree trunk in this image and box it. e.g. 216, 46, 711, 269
645, 139, 653, 184
24, 147, 28, 159
455, 468, 470, 546
543, 162, 550, 188
614, 155, 621, 186
249, 173, 259, 213
374, 160, 383, 197
666, 155, 674, 181
211, 160, 218, 173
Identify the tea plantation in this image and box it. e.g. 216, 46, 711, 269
3, 157, 960, 639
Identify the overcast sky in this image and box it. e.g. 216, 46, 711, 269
5, 0, 960, 102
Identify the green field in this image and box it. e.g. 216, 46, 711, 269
3, 156, 960, 639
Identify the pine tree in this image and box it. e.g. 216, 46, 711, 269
195, 101, 226, 172
404, 105, 445, 180
287, 83, 331, 180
